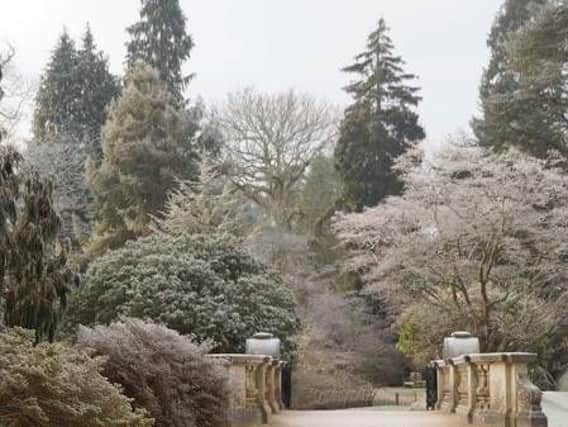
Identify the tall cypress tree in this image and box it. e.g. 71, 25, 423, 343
76, 25, 120, 150
472, 0, 548, 148
33, 30, 81, 142
335, 18, 424, 211
126, 0, 194, 105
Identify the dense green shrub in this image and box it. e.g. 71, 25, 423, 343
77, 318, 228, 427
0, 328, 152, 427
69, 234, 300, 355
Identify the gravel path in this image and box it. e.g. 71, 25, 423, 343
271, 409, 459, 427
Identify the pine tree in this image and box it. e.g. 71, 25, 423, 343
33, 29, 81, 142
126, 0, 194, 105
76, 25, 120, 150
87, 63, 197, 256
472, 0, 548, 149
335, 18, 424, 211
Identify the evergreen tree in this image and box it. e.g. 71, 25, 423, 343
33, 27, 119, 146
126, 0, 194, 105
0, 146, 74, 343
76, 25, 120, 150
87, 63, 197, 256
33, 29, 81, 142
472, 0, 548, 149
335, 18, 424, 211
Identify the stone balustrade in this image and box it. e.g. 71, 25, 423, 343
433, 352, 547, 427
208, 354, 286, 427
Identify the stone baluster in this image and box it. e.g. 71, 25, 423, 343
433, 352, 548, 427
275, 361, 285, 410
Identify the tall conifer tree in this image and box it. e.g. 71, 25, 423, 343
76, 25, 120, 150
87, 63, 196, 256
33, 27, 119, 146
126, 0, 194, 105
472, 0, 548, 149
33, 30, 81, 142
335, 18, 424, 211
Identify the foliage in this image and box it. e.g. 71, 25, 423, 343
87, 63, 198, 256
297, 154, 341, 235
77, 318, 228, 427
33, 28, 119, 146
75, 25, 121, 152
69, 233, 300, 356
0, 145, 75, 343
0, 327, 152, 426
290, 328, 377, 410
153, 160, 254, 238
335, 145, 568, 379
25, 137, 96, 246
126, 0, 194, 105
472, 0, 548, 151
335, 18, 425, 211
481, 1, 568, 158
220, 88, 337, 229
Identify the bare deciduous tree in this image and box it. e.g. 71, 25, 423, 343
220, 88, 338, 229
0, 46, 34, 142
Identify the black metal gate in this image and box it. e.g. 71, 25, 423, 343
424, 365, 438, 410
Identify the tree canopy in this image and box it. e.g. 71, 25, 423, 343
33, 27, 118, 146
0, 145, 75, 343
87, 63, 198, 256
126, 0, 194, 105
335, 145, 568, 381
335, 18, 425, 211
69, 234, 300, 356
220, 89, 337, 229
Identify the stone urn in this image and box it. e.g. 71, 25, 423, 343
442, 331, 480, 359
246, 332, 281, 359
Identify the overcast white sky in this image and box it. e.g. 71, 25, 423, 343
0, 0, 502, 145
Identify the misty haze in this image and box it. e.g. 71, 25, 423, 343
1, 1, 567, 426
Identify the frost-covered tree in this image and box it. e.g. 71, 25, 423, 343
126, 0, 194, 105
335, 18, 425, 211
0, 146, 75, 343
335, 145, 568, 380
33, 28, 118, 146
154, 160, 254, 238
33, 30, 81, 142
220, 88, 337, 229
69, 234, 300, 356
26, 138, 96, 246
76, 25, 120, 151
87, 63, 198, 256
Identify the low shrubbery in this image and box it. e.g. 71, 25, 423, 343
0, 328, 152, 427
77, 318, 228, 427
69, 234, 300, 356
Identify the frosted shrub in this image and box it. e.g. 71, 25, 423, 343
77, 318, 228, 427
69, 234, 300, 356
0, 328, 152, 427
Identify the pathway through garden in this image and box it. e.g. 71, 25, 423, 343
271, 408, 459, 427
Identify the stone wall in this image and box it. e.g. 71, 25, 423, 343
208, 354, 285, 427
434, 352, 547, 427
